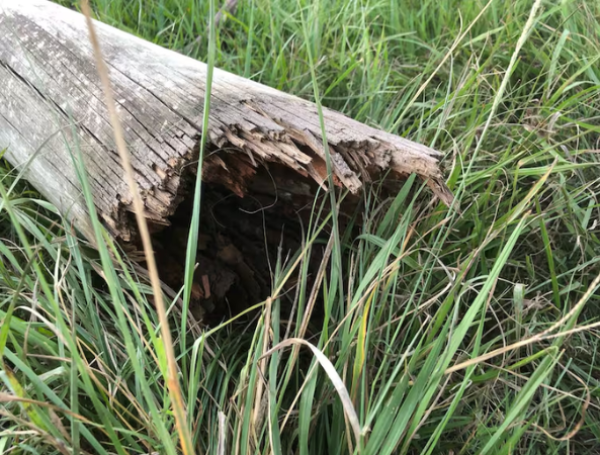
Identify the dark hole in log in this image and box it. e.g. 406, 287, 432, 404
151, 160, 339, 326
142, 150, 416, 328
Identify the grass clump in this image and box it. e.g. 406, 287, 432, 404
2, 0, 600, 454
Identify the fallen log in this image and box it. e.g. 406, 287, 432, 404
0, 0, 452, 243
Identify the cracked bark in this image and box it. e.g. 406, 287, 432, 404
0, 0, 452, 243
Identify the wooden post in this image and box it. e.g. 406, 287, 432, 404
0, 0, 451, 242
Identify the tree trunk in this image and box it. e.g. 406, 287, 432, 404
0, 0, 452, 242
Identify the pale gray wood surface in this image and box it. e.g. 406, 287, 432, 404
0, 0, 451, 241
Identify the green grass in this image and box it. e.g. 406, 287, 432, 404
2, 0, 600, 454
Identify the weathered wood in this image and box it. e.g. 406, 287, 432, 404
0, 0, 452, 242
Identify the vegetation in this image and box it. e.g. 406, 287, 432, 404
2, 0, 600, 454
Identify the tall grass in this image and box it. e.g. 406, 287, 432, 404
1, 0, 600, 454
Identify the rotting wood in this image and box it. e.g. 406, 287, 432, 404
0, 0, 452, 243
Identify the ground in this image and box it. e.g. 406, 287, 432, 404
1, 0, 599, 454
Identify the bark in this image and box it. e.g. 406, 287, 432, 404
0, 0, 452, 242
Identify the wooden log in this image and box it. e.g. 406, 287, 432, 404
0, 0, 452, 242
